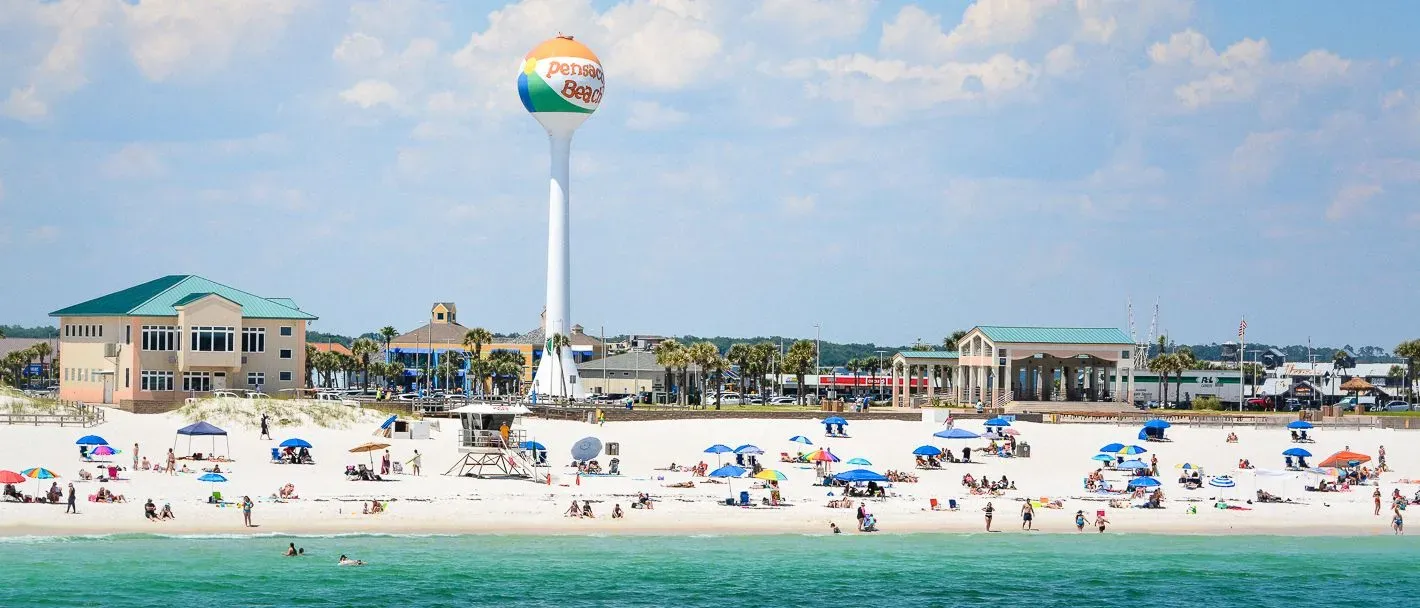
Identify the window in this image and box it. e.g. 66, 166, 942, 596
140, 370, 174, 391
247, 372, 265, 387
189, 326, 235, 352
279, 371, 292, 382
182, 371, 212, 392
279, 326, 293, 337
279, 349, 292, 359
242, 328, 266, 353
141, 326, 178, 351
125, 325, 131, 345
64, 325, 70, 337
437, 312, 445, 320
98, 325, 103, 337
125, 368, 130, 388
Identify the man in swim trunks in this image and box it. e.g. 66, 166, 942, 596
1021, 501, 1035, 530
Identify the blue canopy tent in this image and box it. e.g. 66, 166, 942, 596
1144, 419, 1171, 429
174, 421, 229, 457
1091, 453, 1116, 463
822, 416, 849, 436
835, 469, 889, 483
822, 417, 848, 426
733, 444, 763, 455
846, 457, 872, 466
704, 444, 733, 454
934, 428, 979, 440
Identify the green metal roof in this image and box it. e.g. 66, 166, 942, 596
50, 275, 317, 320
171, 292, 236, 307
976, 326, 1132, 345
897, 351, 959, 359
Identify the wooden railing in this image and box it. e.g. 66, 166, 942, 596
0, 401, 105, 427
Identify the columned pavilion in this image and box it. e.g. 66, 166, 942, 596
953, 326, 1136, 408
890, 351, 958, 408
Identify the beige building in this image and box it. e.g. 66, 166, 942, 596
49, 275, 317, 411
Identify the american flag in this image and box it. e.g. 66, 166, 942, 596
1238, 319, 1247, 338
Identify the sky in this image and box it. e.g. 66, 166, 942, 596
0, 0, 1416, 349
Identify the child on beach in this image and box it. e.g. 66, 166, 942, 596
612, 504, 624, 519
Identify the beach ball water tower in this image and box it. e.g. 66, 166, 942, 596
520, 35, 603, 400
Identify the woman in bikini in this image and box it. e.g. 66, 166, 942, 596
983, 502, 994, 532
1095, 513, 1110, 533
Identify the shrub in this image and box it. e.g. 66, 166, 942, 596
1194, 396, 1223, 411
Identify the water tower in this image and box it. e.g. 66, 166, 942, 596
518, 35, 603, 399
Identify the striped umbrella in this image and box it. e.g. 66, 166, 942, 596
1208, 476, 1236, 488
804, 449, 840, 463
1115, 445, 1148, 456
21, 467, 58, 496
753, 469, 787, 481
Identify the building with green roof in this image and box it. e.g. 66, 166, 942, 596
50, 275, 317, 411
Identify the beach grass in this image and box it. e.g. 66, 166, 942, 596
174, 396, 373, 430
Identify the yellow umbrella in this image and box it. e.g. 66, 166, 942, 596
349, 442, 392, 469
753, 469, 787, 481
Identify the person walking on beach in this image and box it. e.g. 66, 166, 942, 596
1021, 501, 1035, 531
260, 413, 271, 440
410, 450, 422, 476
1375, 488, 1383, 516
381, 450, 391, 476
1095, 513, 1110, 533
65, 482, 77, 514
166, 448, 176, 476
1393, 506, 1405, 535
241, 495, 254, 527
1074, 510, 1086, 532
133, 443, 140, 471
856, 502, 867, 531
983, 502, 995, 531
1379, 445, 1387, 469
1150, 454, 1159, 476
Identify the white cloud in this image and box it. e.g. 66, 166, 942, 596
1148, 29, 1354, 111
340, 79, 401, 109
792, 53, 1037, 124
1229, 130, 1291, 184
1382, 89, 1408, 110
333, 32, 386, 65
1, 86, 49, 121
28, 225, 60, 243
783, 194, 815, 215
101, 144, 168, 180
122, 0, 302, 82
624, 100, 687, 130
1325, 184, 1382, 221
750, 0, 871, 41
1044, 44, 1080, 77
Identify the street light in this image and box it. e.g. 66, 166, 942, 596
876, 349, 886, 400
814, 323, 822, 402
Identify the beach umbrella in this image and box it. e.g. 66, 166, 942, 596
704, 444, 733, 454
520, 441, 546, 451
0, 470, 25, 484
834, 469, 888, 483
349, 442, 392, 469
788, 436, 813, 445
1001, 428, 1020, 436
1099, 443, 1126, 453
1118, 459, 1148, 470
709, 464, 747, 501
75, 435, 108, 446
822, 416, 848, 426
21, 467, 58, 495
1287, 420, 1313, 430
1282, 447, 1312, 458
1127, 476, 1161, 489
1209, 476, 1236, 488
1091, 454, 1116, 463
934, 428, 979, 440
1144, 419, 1171, 429
846, 458, 872, 466
280, 438, 312, 449
804, 449, 840, 463
197, 473, 227, 483
753, 469, 787, 481
984, 417, 1011, 427
912, 445, 943, 456
90, 445, 118, 457
1175, 463, 1201, 470
1319, 450, 1371, 468
734, 444, 764, 455
1115, 445, 1147, 456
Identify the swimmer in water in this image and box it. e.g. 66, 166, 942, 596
338, 554, 366, 566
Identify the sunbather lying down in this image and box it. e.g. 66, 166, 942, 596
663, 481, 695, 488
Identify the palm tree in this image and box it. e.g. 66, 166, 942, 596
463, 327, 494, 393
304, 344, 318, 388
784, 340, 817, 405
488, 350, 526, 395
1332, 349, 1351, 393
547, 333, 572, 398
726, 343, 752, 396
688, 342, 720, 408
845, 358, 863, 397
29, 341, 52, 380
1172, 347, 1198, 405
351, 338, 378, 391
753, 341, 780, 397
702, 351, 729, 409
654, 339, 683, 405
1149, 352, 1175, 406
378, 326, 398, 358
1395, 339, 1420, 402
943, 330, 969, 351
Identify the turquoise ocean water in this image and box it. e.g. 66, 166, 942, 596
0, 533, 1412, 607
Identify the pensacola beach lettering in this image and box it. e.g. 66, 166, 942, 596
544, 59, 604, 105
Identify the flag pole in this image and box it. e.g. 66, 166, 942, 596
1238, 318, 1246, 411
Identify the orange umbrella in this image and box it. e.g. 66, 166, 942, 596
1318, 450, 1372, 468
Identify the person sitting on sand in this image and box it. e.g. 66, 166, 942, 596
77, 469, 92, 481
159, 503, 174, 520
637, 493, 655, 510
1226, 432, 1239, 443
337, 555, 365, 566
581, 500, 594, 518
144, 499, 159, 521
566, 500, 581, 518
140, 456, 151, 470
612, 504, 624, 519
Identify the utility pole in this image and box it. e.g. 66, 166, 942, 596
814, 323, 822, 402
876, 349, 886, 400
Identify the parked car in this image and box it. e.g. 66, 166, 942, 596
1284, 398, 1302, 411
1383, 400, 1413, 412
769, 396, 797, 405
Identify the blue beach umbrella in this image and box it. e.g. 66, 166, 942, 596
934, 428, 979, 440
1208, 476, 1236, 488
1116, 445, 1148, 456
912, 445, 943, 456
703, 444, 733, 454
834, 469, 889, 483
75, 435, 108, 446
984, 417, 1011, 427
1117, 460, 1148, 470
1099, 443, 1126, 453
846, 458, 872, 466
1127, 476, 1161, 489
1144, 419, 1171, 429
520, 441, 546, 451
709, 465, 746, 478
1091, 454, 1116, 463
279, 438, 312, 449
1282, 447, 1312, 458
733, 444, 764, 455
789, 436, 813, 445
1287, 420, 1313, 430
822, 416, 848, 426
198, 473, 227, 483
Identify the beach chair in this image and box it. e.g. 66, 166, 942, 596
270, 448, 282, 463
930, 498, 940, 510
210, 491, 223, 504
738, 491, 750, 507
948, 499, 960, 511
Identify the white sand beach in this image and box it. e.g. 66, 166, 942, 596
0, 400, 1412, 537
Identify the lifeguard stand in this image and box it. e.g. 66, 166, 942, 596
443, 403, 544, 479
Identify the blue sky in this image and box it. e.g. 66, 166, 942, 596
1, 0, 1416, 348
